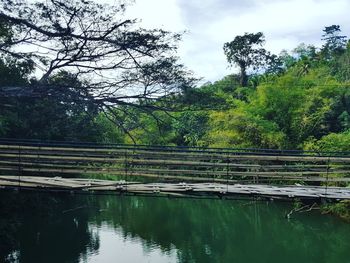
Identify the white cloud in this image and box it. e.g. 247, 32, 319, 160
104, 0, 350, 82
123, 0, 186, 32
187, 0, 350, 81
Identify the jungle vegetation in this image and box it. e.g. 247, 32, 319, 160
0, 1, 349, 153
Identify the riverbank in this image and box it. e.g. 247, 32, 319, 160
322, 200, 350, 222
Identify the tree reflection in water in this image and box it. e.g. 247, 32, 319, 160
1, 190, 350, 263
0, 191, 99, 263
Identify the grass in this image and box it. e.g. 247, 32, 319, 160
322, 200, 350, 222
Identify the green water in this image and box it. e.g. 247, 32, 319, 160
1, 191, 350, 263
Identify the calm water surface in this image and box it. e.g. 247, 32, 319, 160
1, 191, 350, 263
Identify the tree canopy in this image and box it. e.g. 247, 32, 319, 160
223, 32, 279, 87
321, 24, 347, 57
0, 0, 197, 141
0, 0, 193, 109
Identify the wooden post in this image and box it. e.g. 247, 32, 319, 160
325, 157, 330, 196
17, 145, 21, 189
226, 157, 229, 193
124, 150, 128, 184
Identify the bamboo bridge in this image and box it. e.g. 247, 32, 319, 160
0, 139, 350, 200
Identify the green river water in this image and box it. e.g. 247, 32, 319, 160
1, 190, 350, 263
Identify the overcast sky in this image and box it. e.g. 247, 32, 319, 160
111, 0, 350, 82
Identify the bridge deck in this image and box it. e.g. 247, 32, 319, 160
1, 176, 349, 200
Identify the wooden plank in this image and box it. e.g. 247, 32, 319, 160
1, 176, 350, 200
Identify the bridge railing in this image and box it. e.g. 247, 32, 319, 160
1, 137, 350, 156
0, 139, 349, 185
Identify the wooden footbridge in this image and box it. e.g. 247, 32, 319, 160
0, 139, 350, 200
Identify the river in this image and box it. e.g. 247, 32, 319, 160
1, 190, 350, 263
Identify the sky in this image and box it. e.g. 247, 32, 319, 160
108, 0, 350, 83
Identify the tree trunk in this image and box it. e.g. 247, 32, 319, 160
240, 66, 248, 87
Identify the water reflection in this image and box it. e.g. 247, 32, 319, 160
83, 224, 177, 263
1, 191, 350, 263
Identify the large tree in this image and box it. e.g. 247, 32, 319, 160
223, 32, 278, 87
0, 0, 193, 123
321, 25, 347, 57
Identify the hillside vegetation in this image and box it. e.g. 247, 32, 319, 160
1, 20, 349, 153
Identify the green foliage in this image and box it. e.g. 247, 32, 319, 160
205, 107, 286, 149
180, 75, 241, 109
91, 114, 125, 143
204, 60, 350, 149
321, 25, 347, 58
123, 111, 176, 145
173, 111, 208, 146
322, 200, 350, 222
0, 24, 349, 154
331, 42, 350, 81
293, 43, 318, 59
0, 58, 33, 86
0, 57, 124, 142
303, 130, 350, 152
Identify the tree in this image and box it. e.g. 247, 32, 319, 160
293, 43, 317, 59
321, 25, 347, 58
223, 32, 278, 87
0, 0, 193, 131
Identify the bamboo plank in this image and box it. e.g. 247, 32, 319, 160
1, 176, 350, 200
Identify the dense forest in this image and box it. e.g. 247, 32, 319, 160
0, 4, 349, 154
